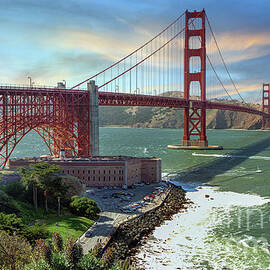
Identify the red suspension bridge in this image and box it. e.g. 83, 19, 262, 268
0, 9, 270, 168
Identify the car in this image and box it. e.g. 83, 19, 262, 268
137, 202, 145, 206
85, 231, 92, 237
144, 196, 150, 202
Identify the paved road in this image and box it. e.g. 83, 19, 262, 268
78, 183, 169, 254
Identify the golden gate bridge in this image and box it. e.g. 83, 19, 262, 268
0, 9, 270, 168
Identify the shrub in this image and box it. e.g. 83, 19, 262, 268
77, 253, 102, 270
100, 247, 115, 268
64, 239, 83, 267
1, 180, 26, 199
69, 196, 100, 219
0, 212, 24, 233
0, 230, 33, 270
52, 232, 64, 252
0, 190, 19, 214
35, 239, 53, 265
91, 242, 103, 258
21, 225, 50, 245
24, 259, 50, 270
0, 212, 50, 244
50, 252, 69, 270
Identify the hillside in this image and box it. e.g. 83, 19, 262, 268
99, 92, 263, 130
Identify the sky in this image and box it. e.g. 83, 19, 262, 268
0, 0, 270, 102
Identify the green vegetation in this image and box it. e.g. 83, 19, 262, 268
0, 162, 99, 245
0, 230, 135, 270
70, 196, 101, 219
45, 214, 94, 242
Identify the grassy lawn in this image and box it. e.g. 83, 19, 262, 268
13, 199, 94, 241
45, 214, 94, 241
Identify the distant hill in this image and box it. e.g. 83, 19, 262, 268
99, 92, 263, 130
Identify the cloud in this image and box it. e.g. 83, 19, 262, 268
208, 31, 270, 64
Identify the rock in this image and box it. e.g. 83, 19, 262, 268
103, 186, 188, 263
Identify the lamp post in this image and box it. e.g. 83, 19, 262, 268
27, 76, 32, 88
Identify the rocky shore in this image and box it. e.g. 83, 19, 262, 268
102, 186, 190, 265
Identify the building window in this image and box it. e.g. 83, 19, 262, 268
104, 176, 105, 181
99, 176, 100, 181
104, 170, 105, 174
67, 170, 69, 174
72, 170, 74, 174
94, 170, 95, 174
77, 170, 79, 174
83, 170, 85, 174
88, 176, 90, 180
88, 170, 90, 174
93, 176, 95, 181
109, 176, 110, 181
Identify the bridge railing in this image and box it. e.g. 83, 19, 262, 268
0, 84, 88, 92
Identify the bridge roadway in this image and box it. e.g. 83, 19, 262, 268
0, 85, 268, 118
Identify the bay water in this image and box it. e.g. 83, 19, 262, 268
12, 128, 270, 269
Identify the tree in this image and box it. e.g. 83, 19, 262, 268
19, 167, 39, 212
19, 163, 63, 214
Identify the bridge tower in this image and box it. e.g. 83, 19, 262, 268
182, 9, 208, 147
262, 83, 270, 129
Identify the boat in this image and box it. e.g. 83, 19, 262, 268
256, 166, 262, 173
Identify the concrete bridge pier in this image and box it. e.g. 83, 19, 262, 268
88, 80, 99, 156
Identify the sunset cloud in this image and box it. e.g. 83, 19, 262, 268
208, 32, 270, 64
0, 0, 270, 102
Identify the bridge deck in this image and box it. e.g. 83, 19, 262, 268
0, 86, 267, 117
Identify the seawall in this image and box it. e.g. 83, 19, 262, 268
101, 186, 189, 262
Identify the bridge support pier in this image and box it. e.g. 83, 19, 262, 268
88, 80, 99, 156
262, 83, 270, 130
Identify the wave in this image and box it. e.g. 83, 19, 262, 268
192, 152, 270, 161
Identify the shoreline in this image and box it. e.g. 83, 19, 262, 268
100, 126, 263, 131
134, 185, 270, 270
101, 186, 190, 264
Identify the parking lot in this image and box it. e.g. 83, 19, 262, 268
80, 182, 169, 253
85, 182, 169, 214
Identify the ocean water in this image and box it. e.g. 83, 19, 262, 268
11, 128, 270, 269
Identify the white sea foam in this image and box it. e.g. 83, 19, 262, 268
135, 186, 270, 270
192, 152, 270, 160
